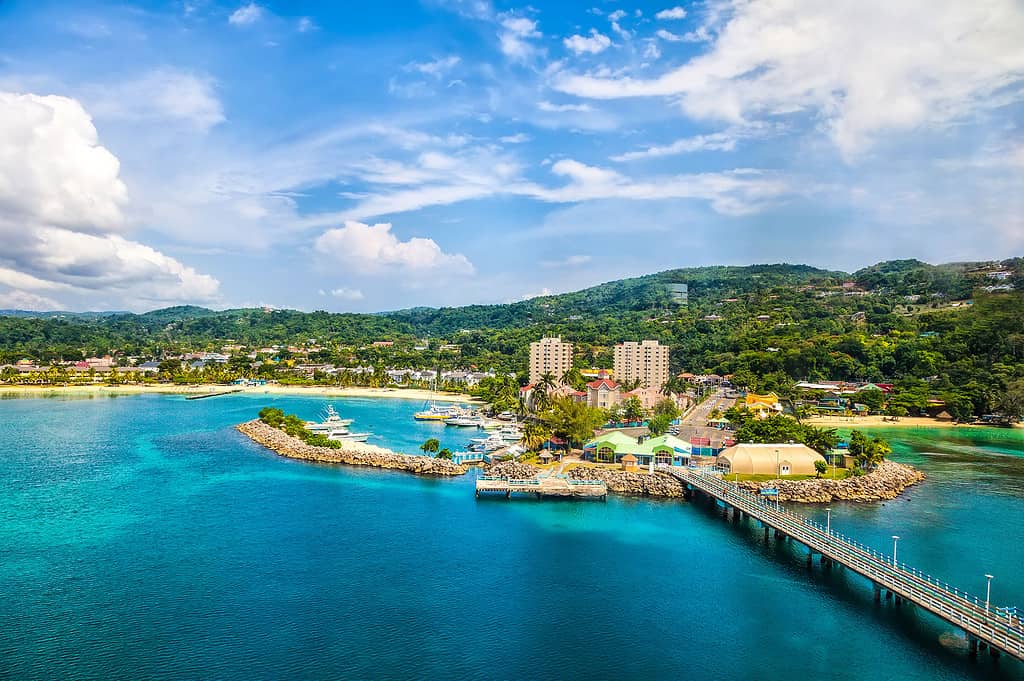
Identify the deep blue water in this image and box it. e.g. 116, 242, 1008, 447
2, 393, 1023, 679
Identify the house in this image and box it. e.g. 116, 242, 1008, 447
583, 432, 693, 466
716, 443, 826, 476
586, 375, 622, 409
745, 392, 782, 418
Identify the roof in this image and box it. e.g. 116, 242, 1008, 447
584, 430, 637, 450
717, 443, 825, 471
621, 454, 638, 463
587, 378, 619, 390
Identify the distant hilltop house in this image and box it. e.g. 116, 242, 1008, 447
745, 392, 783, 418
372, 341, 394, 347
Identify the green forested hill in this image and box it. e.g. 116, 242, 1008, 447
2, 259, 1023, 417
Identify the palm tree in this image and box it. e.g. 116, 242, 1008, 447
521, 421, 551, 451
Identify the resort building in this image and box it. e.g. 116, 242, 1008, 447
529, 336, 574, 384
583, 432, 693, 467
716, 443, 825, 476
586, 375, 622, 409
745, 392, 783, 419
613, 340, 670, 389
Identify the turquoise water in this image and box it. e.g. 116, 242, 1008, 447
1, 394, 1023, 679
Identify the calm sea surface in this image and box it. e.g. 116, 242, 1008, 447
2, 393, 1023, 679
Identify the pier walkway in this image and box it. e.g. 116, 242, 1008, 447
665, 466, 1024, 661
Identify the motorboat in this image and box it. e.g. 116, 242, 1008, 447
305, 405, 354, 433
327, 428, 372, 443
445, 414, 486, 427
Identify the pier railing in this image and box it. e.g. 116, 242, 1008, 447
667, 467, 1024, 660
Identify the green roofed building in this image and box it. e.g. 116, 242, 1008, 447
583, 432, 693, 466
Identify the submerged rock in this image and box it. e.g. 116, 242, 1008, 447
237, 420, 467, 476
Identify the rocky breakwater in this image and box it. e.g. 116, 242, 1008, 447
484, 460, 543, 479
237, 420, 467, 476
736, 460, 925, 503
567, 466, 685, 498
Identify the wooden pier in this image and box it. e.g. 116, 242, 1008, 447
476, 475, 607, 499
186, 389, 244, 400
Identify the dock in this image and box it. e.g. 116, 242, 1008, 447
475, 475, 607, 499
185, 389, 244, 400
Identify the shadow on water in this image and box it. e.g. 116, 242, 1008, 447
684, 492, 1022, 679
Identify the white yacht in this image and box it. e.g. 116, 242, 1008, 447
444, 413, 486, 427
327, 428, 372, 443
305, 405, 354, 433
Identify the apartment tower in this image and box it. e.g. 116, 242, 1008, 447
529, 336, 574, 384
613, 340, 670, 389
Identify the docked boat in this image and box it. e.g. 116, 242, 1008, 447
444, 414, 485, 427
327, 428, 372, 443
468, 434, 507, 452
305, 405, 354, 433
414, 405, 460, 421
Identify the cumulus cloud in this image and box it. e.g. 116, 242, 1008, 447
0, 91, 220, 310
556, 0, 1024, 157
563, 29, 612, 55
655, 6, 687, 20
228, 3, 263, 25
655, 29, 685, 42
314, 221, 474, 274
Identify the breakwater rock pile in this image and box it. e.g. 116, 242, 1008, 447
484, 460, 542, 478
567, 467, 685, 498
237, 420, 467, 476
736, 460, 925, 503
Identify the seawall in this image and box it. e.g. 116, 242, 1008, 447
237, 419, 468, 476
735, 460, 925, 502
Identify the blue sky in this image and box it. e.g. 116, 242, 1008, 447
0, 0, 1022, 312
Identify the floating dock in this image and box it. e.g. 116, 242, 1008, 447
475, 475, 607, 499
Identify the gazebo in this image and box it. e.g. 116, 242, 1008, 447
621, 453, 638, 471
538, 451, 554, 464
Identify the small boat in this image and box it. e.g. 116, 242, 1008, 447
468, 435, 507, 452
414, 406, 459, 421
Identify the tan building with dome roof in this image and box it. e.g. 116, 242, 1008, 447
716, 443, 826, 477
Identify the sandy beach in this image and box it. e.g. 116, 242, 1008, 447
0, 383, 478, 403
804, 414, 1022, 429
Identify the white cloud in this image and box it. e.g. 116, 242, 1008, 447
655, 6, 687, 20
542, 254, 592, 267
611, 125, 766, 161
407, 55, 461, 78
538, 100, 592, 112
85, 68, 224, 132
229, 3, 263, 25
608, 10, 626, 22
0, 288, 60, 311
0, 91, 220, 310
518, 287, 552, 300
500, 133, 531, 143
320, 287, 365, 300
564, 29, 612, 55
655, 29, 685, 42
297, 17, 317, 33
556, 0, 1024, 158
314, 221, 474, 274
499, 15, 542, 61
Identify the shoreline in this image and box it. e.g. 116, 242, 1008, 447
0, 383, 478, 403
803, 414, 1023, 430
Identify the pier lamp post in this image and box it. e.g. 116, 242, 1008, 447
985, 574, 994, 613
825, 507, 832, 536
892, 535, 900, 567
775, 448, 780, 477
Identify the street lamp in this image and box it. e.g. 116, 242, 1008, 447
825, 507, 832, 536
775, 448, 780, 478
892, 535, 900, 567
985, 574, 994, 613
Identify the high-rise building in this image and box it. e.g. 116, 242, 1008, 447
529, 336, 574, 384
613, 340, 670, 389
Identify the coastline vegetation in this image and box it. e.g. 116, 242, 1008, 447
3, 259, 1023, 422
257, 407, 342, 449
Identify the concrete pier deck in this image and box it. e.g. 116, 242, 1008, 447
476, 475, 607, 499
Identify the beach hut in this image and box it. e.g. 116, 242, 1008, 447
538, 451, 553, 464
621, 454, 638, 472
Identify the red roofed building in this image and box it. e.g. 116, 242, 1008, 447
586, 374, 622, 409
